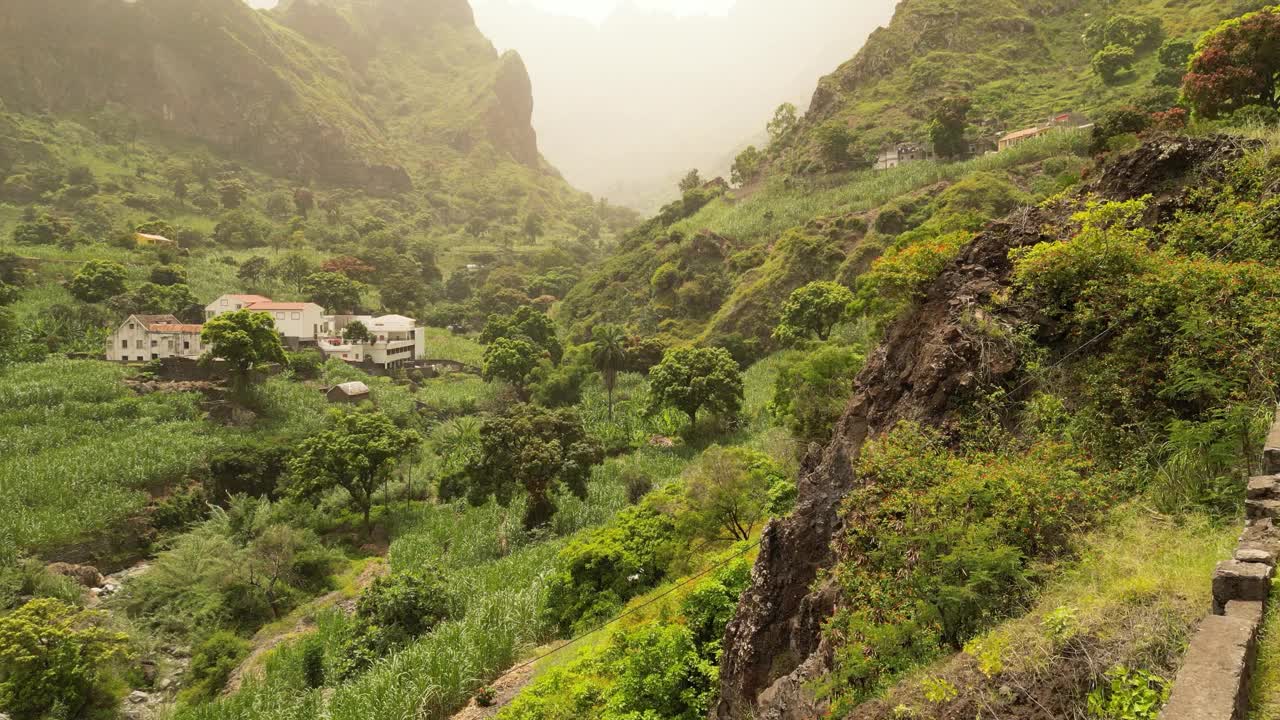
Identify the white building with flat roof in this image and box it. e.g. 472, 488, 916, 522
321, 314, 426, 369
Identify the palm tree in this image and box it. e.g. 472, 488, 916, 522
590, 324, 628, 420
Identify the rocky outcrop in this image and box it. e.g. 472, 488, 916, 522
713, 135, 1259, 719
489, 51, 540, 167
715, 203, 1051, 719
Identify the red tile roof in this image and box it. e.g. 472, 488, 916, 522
225, 294, 273, 304
247, 302, 312, 311
149, 324, 204, 333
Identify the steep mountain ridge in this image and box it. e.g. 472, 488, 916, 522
0, 0, 547, 195
560, 0, 1238, 358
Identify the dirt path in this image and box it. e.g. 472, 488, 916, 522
223, 559, 387, 694
448, 662, 537, 720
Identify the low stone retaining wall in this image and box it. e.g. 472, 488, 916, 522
1160, 408, 1280, 720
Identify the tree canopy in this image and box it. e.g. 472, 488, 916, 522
481, 306, 563, 363
1185, 8, 1280, 117
677, 446, 787, 542
928, 96, 972, 158
648, 346, 743, 424
774, 281, 855, 344
464, 404, 604, 529
590, 324, 628, 419
303, 271, 363, 314
68, 260, 126, 303
482, 336, 544, 394
286, 409, 420, 530
201, 309, 287, 379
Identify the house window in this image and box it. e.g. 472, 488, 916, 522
135, 340, 143, 349
121, 340, 128, 349
152, 353, 159, 360
183, 341, 190, 350
151, 340, 158, 348
291, 312, 301, 320
128, 323, 135, 330
276, 312, 285, 320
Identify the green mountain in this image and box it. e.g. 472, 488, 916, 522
1, 0, 534, 186
0, 0, 613, 239
560, 0, 1239, 360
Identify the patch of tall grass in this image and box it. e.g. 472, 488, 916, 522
0, 359, 214, 552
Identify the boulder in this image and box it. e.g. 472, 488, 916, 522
46, 562, 103, 588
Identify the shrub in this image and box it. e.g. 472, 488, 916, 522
181, 631, 250, 704
821, 422, 1111, 710
1086, 665, 1169, 720
0, 599, 131, 719
771, 346, 864, 447
542, 502, 677, 635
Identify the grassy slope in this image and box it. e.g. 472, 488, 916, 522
866, 507, 1236, 717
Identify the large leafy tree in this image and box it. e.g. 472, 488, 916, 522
590, 324, 628, 419
272, 252, 316, 293
774, 281, 855, 344
480, 305, 563, 363
927, 96, 972, 158
465, 404, 604, 529
0, 599, 131, 719
68, 260, 127, 303
303, 271, 364, 314
767, 102, 799, 144
201, 309, 287, 382
648, 346, 743, 424
1184, 8, 1280, 117
482, 336, 544, 396
1092, 44, 1136, 85
731, 145, 763, 187
287, 409, 420, 531
679, 446, 786, 542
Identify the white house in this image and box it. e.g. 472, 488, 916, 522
320, 314, 427, 369
244, 301, 329, 348
204, 294, 330, 348
205, 294, 273, 319
105, 314, 204, 362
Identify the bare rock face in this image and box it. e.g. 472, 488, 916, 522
713, 135, 1256, 719
714, 205, 1052, 719
489, 51, 539, 167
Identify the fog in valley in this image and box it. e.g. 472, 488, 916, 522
472, 0, 897, 210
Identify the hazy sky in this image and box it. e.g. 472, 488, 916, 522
472, 0, 735, 24
245, 0, 736, 22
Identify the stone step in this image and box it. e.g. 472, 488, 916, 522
1246, 499, 1280, 522
1158, 606, 1262, 720
1236, 548, 1277, 566
1264, 409, 1280, 475
1248, 475, 1280, 501
1212, 560, 1272, 616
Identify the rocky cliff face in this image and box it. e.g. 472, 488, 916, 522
489, 51, 540, 167
0, 0, 545, 189
713, 135, 1249, 718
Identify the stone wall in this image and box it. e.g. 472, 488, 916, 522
1160, 408, 1280, 720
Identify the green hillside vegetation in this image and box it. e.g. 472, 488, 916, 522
561, 0, 1246, 361
8, 2, 1280, 720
